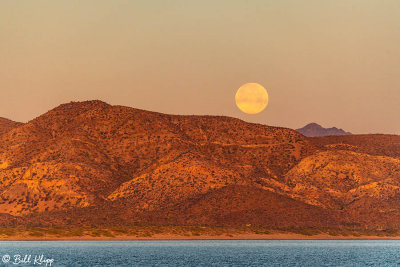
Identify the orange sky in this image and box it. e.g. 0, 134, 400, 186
1, 1, 400, 134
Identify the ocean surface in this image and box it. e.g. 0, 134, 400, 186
0, 240, 400, 266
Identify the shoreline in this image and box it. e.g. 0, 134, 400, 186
3, 233, 400, 241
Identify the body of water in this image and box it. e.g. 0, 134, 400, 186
0, 240, 400, 266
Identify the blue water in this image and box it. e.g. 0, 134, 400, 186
0, 240, 400, 266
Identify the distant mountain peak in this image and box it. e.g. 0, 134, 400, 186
296, 123, 352, 137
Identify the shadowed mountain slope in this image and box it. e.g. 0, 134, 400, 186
311, 134, 400, 159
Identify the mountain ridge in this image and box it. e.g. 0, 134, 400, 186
0, 100, 399, 235
0, 117, 23, 136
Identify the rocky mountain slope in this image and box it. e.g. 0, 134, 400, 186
0, 101, 399, 233
296, 123, 352, 137
0, 117, 23, 136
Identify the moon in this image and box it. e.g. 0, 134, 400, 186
235, 83, 269, 114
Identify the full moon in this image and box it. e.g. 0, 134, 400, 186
235, 83, 269, 114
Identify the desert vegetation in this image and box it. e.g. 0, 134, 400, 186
1, 101, 400, 236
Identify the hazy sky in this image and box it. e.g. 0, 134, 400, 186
1, 0, 400, 134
